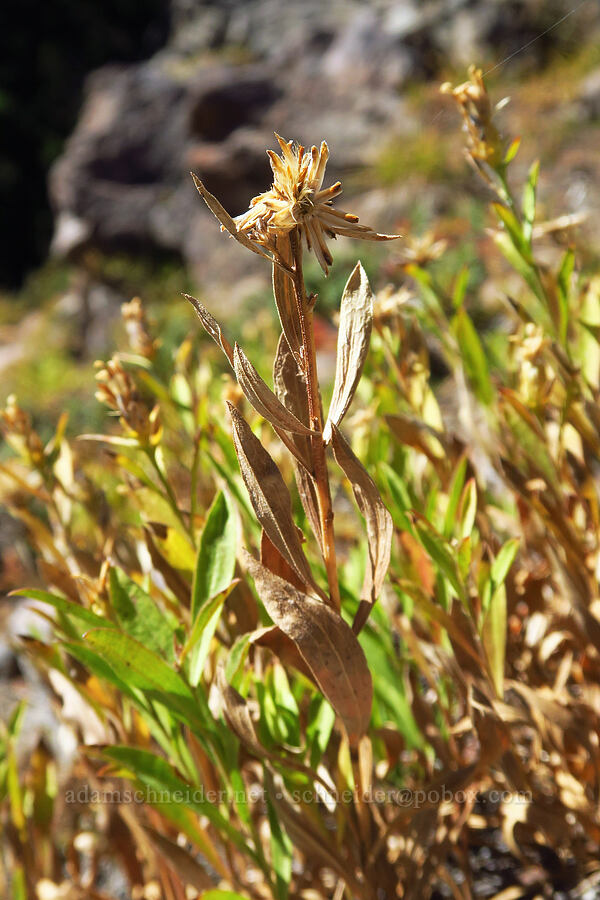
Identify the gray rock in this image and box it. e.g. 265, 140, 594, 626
48, 0, 600, 288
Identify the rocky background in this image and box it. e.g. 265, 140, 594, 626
46, 0, 600, 299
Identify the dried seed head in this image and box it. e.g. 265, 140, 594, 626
1, 394, 45, 466
95, 357, 161, 445
511, 324, 553, 407
234, 134, 401, 274
121, 296, 159, 359
441, 65, 503, 166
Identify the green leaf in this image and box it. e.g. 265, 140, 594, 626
8, 700, 27, 739
83, 630, 201, 728
482, 584, 507, 698
192, 490, 237, 621
452, 265, 469, 309
62, 641, 146, 711
184, 582, 238, 687
493, 203, 531, 261
378, 462, 412, 532
522, 159, 539, 243
225, 633, 252, 690
306, 695, 336, 768
452, 308, 493, 405
266, 777, 293, 900
557, 246, 575, 345
493, 231, 549, 319
109, 568, 176, 662
443, 457, 467, 538
11, 865, 26, 900
11, 588, 113, 633
458, 478, 477, 540
101, 746, 256, 862
491, 537, 520, 592
503, 136, 521, 165
201, 893, 250, 900
412, 514, 464, 603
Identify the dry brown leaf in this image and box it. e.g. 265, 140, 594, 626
184, 294, 234, 366
261, 529, 307, 591
272, 333, 314, 470
216, 666, 265, 757
323, 263, 373, 443
330, 425, 393, 633
233, 343, 313, 435
243, 551, 372, 744
191, 172, 288, 270
250, 625, 315, 682
227, 403, 323, 597
273, 333, 321, 540
141, 826, 213, 892
264, 771, 364, 894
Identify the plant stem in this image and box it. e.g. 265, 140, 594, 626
288, 228, 341, 611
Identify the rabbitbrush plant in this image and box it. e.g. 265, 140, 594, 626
4, 69, 600, 899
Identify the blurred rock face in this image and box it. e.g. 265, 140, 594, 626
49, 0, 600, 284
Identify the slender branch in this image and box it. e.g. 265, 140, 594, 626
287, 228, 341, 611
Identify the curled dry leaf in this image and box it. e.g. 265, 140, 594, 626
323, 262, 373, 444
184, 294, 234, 366
264, 771, 366, 896
330, 425, 393, 634
273, 334, 321, 539
141, 825, 214, 892
227, 403, 324, 598
243, 551, 373, 745
191, 172, 290, 272
216, 665, 265, 757
233, 343, 314, 435
250, 625, 315, 682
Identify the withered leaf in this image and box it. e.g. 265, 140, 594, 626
233, 343, 313, 435
141, 826, 213, 892
273, 236, 303, 360
216, 666, 265, 757
273, 334, 320, 538
184, 294, 234, 366
250, 625, 315, 682
227, 403, 323, 598
243, 551, 372, 744
191, 173, 288, 271
331, 425, 393, 634
261, 529, 307, 591
323, 262, 373, 443
264, 771, 364, 894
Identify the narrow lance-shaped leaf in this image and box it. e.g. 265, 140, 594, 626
243, 551, 372, 745
227, 403, 324, 598
191, 490, 237, 620
141, 826, 213, 893
191, 173, 288, 271
184, 294, 234, 366
482, 583, 507, 699
330, 426, 393, 634
272, 335, 321, 539
233, 343, 314, 435
324, 262, 373, 443
216, 666, 266, 758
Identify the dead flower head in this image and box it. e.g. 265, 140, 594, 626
1, 394, 45, 466
95, 357, 161, 445
121, 296, 159, 360
233, 134, 400, 274
441, 65, 503, 166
